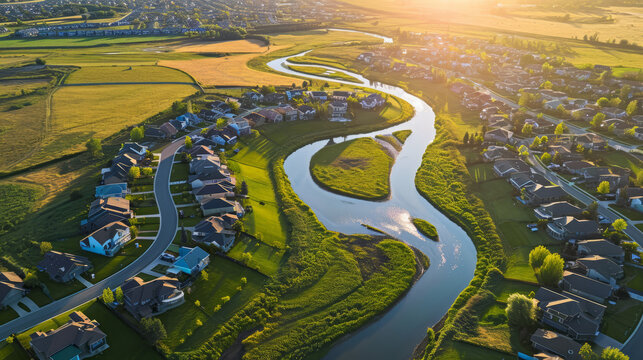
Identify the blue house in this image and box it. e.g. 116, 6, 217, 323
171, 247, 210, 275
95, 183, 128, 199
80, 221, 131, 257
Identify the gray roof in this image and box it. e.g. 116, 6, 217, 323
80, 221, 128, 247
510, 172, 550, 188
577, 239, 624, 258
562, 271, 612, 300
552, 217, 599, 235
535, 287, 605, 322
530, 329, 582, 360
527, 185, 567, 199
537, 202, 583, 218
30, 311, 106, 359
38, 251, 92, 279
577, 256, 622, 280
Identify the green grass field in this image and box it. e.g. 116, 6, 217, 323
226, 235, 285, 277
601, 298, 643, 343
14, 300, 160, 360
0, 35, 182, 49
310, 137, 393, 200
287, 64, 360, 83
412, 218, 438, 240
65, 65, 194, 84
0, 183, 45, 232
393, 129, 412, 143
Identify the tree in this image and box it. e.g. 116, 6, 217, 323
221, 296, 231, 303
625, 126, 638, 137
600, 347, 629, 360
540, 80, 553, 89
555, 122, 566, 136
115, 287, 124, 303
552, 151, 562, 165
214, 304, 221, 312
463, 132, 469, 145
140, 318, 167, 343
40, 241, 52, 254
556, 103, 568, 117
195, 318, 203, 327
85, 138, 102, 158
241, 277, 247, 285
128, 166, 141, 179
141, 167, 153, 177
201, 271, 209, 281
505, 293, 535, 327
227, 100, 240, 113
626, 100, 638, 117
591, 113, 606, 129
240, 180, 248, 195
184, 136, 193, 149
539, 253, 565, 287
518, 145, 529, 157
529, 246, 551, 270
580, 343, 596, 360
521, 123, 533, 136
194, 300, 201, 307
608, 123, 615, 133
35, 58, 46, 65
612, 218, 627, 233
102, 288, 114, 304
587, 201, 598, 219
540, 135, 548, 145
24, 271, 39, 288
597, 181, 610, 194
540, 152, 551, 165
530, 136, 541, 149
597, 97, 609, 107
216, 118, 228, 129
130, 126, 144, 141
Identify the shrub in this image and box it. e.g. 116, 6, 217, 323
506, 293, 536, 327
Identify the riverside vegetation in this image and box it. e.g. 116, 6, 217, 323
412, 218, 439, 241
310, 137, 393, 200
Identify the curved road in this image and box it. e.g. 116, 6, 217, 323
0, 139, 183, 339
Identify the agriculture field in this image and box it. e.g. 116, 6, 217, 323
65, 65, 194, 84
0, 35, 183, 49
0, 78, 50, 98
172, 38, 268, 53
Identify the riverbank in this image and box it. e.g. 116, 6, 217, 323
310, 137, 394, 201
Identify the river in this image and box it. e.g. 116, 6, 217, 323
266, 31, 477, 360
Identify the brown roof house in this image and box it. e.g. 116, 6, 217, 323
546, 217, 600, 241
576, 256, 623, 287
122, 276, 184, 320
493, 158, 530, 177
482, 146, 516, 162
534, 287, 605, 341
30, 311, 108, 360
577, 239, 624, 264
561, 271, 612, 303
0, 272, 27, 309
80, 197, 132, 234
534, 202, 583, 220
38, 251, 92, 283
530, 329, 582, 360
484, 128, 513, 144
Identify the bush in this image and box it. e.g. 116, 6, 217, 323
506, 293, 536, 327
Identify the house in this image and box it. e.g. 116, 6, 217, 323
484, 128, 513, 144
509, 172, 550, 190
30, 311, 108, 360
257, 109, 283, 123
94, 183, 128, 199
307, 91, 328, 102
534, 287, 605, 341
577, 239, 624, 264
561, 271, 612, 303
242, 91, 263, 104
0, 272, 27, 309
600, 107, 627, 119
360, 93, 386, 109
482, 146, 516, 162
144, 126, 167, 139
102, 153, 137, 184
530, 329, 582, 360
574, 134, 607, 151
547, 217, 600, 241
192, 217, 236, 251
228, 118, 252, 135
616, 187, 643, 204
547, 145, 581, 161
274, 105, 299, 121
188, 145, 214, 158
285, 89, 304, 100
562, 161, 594, 175
38, 251, 92, 283
524, 185, 568, 206
480, 106, 500, 121
171, 246, 210, 275
571, 108, 597, 122
493, 158, 530, 177
534, 202, 583, 220
122, 276, 184, 319
188, 169, 232, 188
329, 101, 348, 119
118, 142, 147, 160
298, 105, 316, 120
193, 183, 234, 202
262, 93, 285, 104
244, 112, 266, 126
576, 256, 623, 286
79, 221, 131, 257
601, 119, 629, 136
81, 197, 132, 234
190, 155, 221, 176
160, 122, 178, 138
580, 167, 630, 189
200, 198, 243, 217
332, 91, 352, 100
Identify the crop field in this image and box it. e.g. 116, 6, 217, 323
0, 78, 50, 98
172, 39, 268, 53
65, 65, 194, 84
0, 35, 183, 49
0, 183, 44, 232
310, 137, 393, 200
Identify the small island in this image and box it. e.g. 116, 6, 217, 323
287, 64, 361, 83
412, 218, 439, 241
310, 137, 393, 200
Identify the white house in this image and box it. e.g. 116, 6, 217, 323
80, 221, 131, 257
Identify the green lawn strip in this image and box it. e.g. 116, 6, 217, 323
139, 222, 160, 231
600, 150, 643, 174
0, 183, 45, 232
623, 265, 643, 292
158, 256, 266, 352
170, 163, 189, 182
178, 205, 203, 227
170, 183, 191, 193
310, 137, 393, 200
637, 223, 643, 232
227, 235, 286, 277
133, 206, 159, 216
37, 273, 85, 300
286, 64, 361, 83
393, 129, 412, 144
0, 36, 182, 49
0, 340, 29, 360
131, 184, 154, 192
15, 300, 160, 360
173, 192, 195, 205
412, 218, 438, 240
135, 273, 158, 282
0, 307, 18, 326
608, 204, 643, 221
434, 338, 511, 360
84, 241, 151, 284
375, 134, 402, 151
601, 298, 643, 343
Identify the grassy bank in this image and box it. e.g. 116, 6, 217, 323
287, 64, 360, 83
310, 137, 393, 200
412, 218, 438, 241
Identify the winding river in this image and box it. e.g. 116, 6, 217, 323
266, 31, 477, 360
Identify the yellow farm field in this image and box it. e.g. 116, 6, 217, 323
160, 51, 299, 86
65, 65, 194, 84
172, 39, 268, 53
0, 78, 50, 97
38, 84, 197, 162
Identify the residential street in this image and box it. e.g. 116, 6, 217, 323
0, 139, 183, 339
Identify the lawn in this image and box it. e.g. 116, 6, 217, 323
226, 235, 286, 277
393, 129, 412, 143
0, 183, 45, 232
376, 134, 402, 151
287, 64, 360, 83
0, 308, 18, 326
170, 163, 189, 182
601, 298, 643, 343
0, 78, 50, 98
601, 150, 642, 175
65, 65, 194, 84
435, 339, 510, 360
608, 204, 643, 221
0, 35, 182, 48
623, 265, 643, 292
158, 256, 266, 351
0, 341, 29, 360
310, 137, 393, 200
15, 300, 161, 360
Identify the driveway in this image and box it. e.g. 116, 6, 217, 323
0, 139, 183, 339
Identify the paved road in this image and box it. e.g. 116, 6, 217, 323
0, 140, 183, 339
